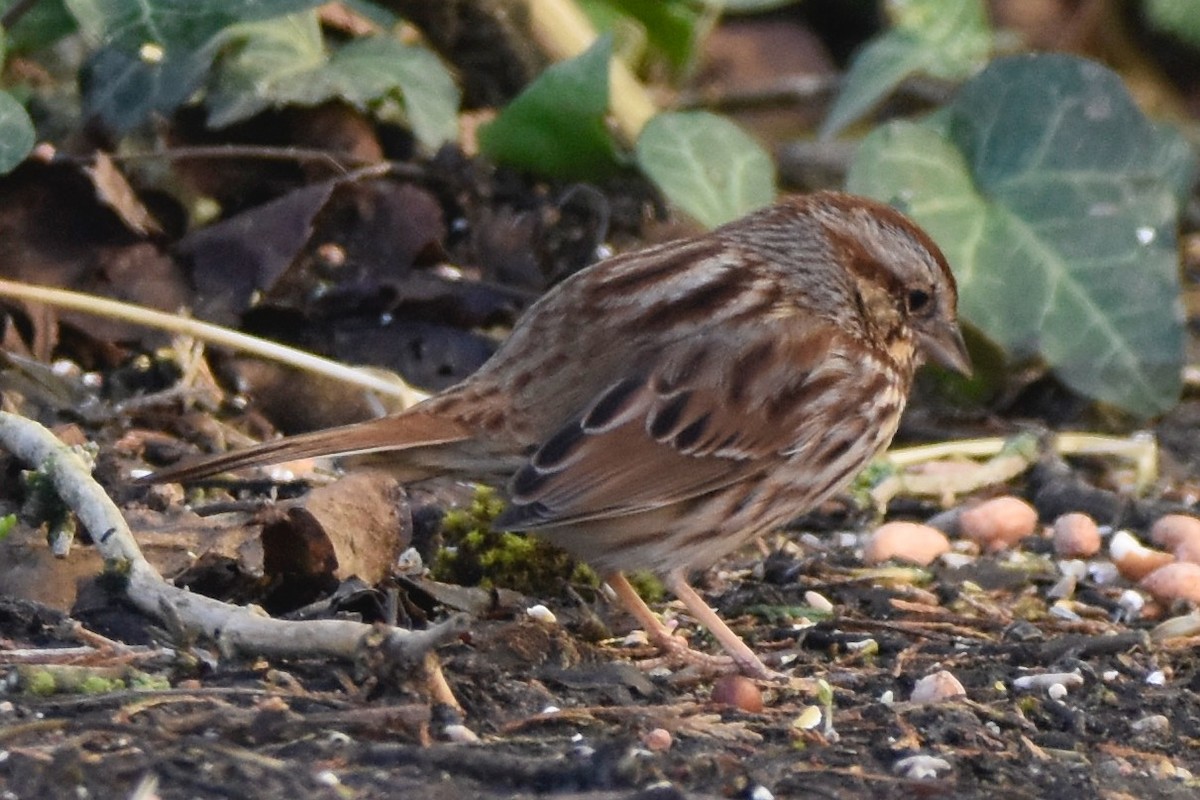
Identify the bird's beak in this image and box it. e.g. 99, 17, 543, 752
919, 320, 972, 377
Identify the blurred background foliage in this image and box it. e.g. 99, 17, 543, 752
0, 0, 1197, 421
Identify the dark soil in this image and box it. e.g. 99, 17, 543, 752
3, 498, 1200, 800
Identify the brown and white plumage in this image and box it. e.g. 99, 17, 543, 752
143, 192, 969, 678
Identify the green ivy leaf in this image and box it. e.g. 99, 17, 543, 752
0, 90, 35, 173
2, 0, 77, 54
847, 54, 1192, 417
479, 34, 620, 181
820, 0, 991, 139
208, 15, 459, 148
331, 38, 459, 149
1144, 0, 1200, 48
580, 0, 705, 74
206, 12, 325, 126
65, 0, 326, 133
635, 110, 774, 229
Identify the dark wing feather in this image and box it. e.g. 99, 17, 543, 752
493, 321, 854, 531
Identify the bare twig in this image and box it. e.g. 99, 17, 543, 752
525, 0, 657, 144
873, 432, 1159, 507
0, 412, 464, 674
54, 145, 429, 181
0, 279, 429, 408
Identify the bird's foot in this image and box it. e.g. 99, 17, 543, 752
633, 629, 786, 682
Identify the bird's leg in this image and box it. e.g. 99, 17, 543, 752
604, 571, 781, 680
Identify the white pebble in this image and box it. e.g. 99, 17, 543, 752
1013, 671, 1084, 693
1102, 670, 1120, 682
793, 706, 823, 730
804, 590, 834, 613
833, 532, 858, 548
622, 630, 649, 646
1088, 561, 1121, 585
1146, 670, 1166, 686
444, 724, 480, 743
1047, 683, 1069, 701
748, 786, 775, 800
1131, 714, 1170, 734
911, 671, 966, 703
1151, 611, 1200, 640
1057, 559, 1089, 580
1046, 575, 1077, 600
893, 754, 953, 780
1116, 589, 1145, 620
939, 552, 976, 569
314, 770, 340, 786
526, 604, 557, 624
395, 547, 423, 572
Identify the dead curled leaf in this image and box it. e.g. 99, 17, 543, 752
260, 471, 411, 585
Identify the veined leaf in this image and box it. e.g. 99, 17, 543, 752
847, 54, 1192, 416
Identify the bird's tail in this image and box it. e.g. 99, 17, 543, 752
138, 411, 472, 484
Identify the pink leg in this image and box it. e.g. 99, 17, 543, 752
605, 571, 780, 680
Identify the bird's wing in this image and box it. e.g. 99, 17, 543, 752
493, 321, 887, 531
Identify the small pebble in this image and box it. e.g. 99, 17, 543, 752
711, 675, 763, 713
1058, 559, 1089, 581
444, 724, 481, 743
804, 590, 834, 613
793, 705, 823, 730
1116, 589, 1145, 620
1053, 513, 1101, 558
863, 521, 950, 566
1102, 670, 1120, 682
1139, 562, 1200, 604
1110, 531, 1175, 582
940, 552, 976, 569
893, 754, 953, 780
1047, 683, 1068, 701
1013, 671, 1085, 693
748, 786, 775, 800
1172, 536, 1200, 565
959, 496, 1038, 553
1088, 561, 1121, 585
642, 727, 672, 751
395, 547, 423, 572
1145, 670, 1166, 686
1046, 574, 1077, 600
1131, 714, 1170, 735
1151, 610, 1200, 639
1149, 514, 1200, 551
526, 604, 557, 624
910, 670, 966, 703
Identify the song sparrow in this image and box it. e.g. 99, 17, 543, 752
144, 191, 969, 678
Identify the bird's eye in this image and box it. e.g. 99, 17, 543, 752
906, 289, 931, 313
